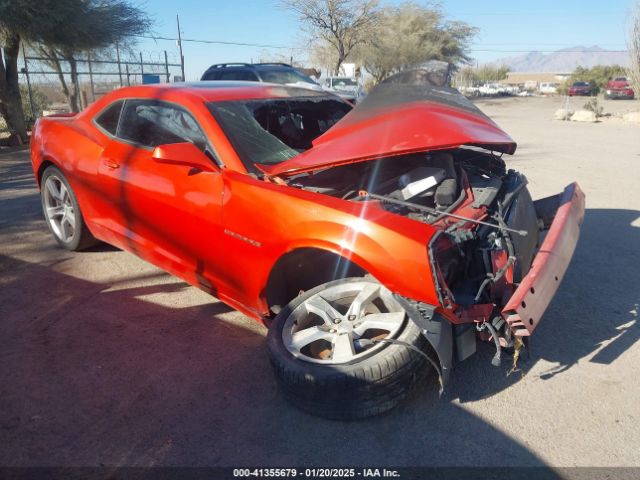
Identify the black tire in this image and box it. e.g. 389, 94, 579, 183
267, 278, 433, 420
40, 165, 98, 251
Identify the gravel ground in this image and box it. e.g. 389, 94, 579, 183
0, 96, 639, 470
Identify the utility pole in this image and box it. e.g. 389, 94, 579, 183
177, 14, 185, 81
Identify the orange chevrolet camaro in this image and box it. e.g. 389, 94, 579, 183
30, 69, 585, 419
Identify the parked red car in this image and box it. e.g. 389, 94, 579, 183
604, 77, 635, 99
30, 73, 584, 419
568, 81, 594, 96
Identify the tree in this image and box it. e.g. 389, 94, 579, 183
475, 64, 509, 84
0, 31, 26, 144
32, 0, 151, 112
454, 64, 508, 88
0, 0, 50, 144
282, 0, 379, 75
0, 0, 150, 145
309, 42, 340, 74
359, 2, 477, 83
454, 66, 477, 88
628, 0, 640, 98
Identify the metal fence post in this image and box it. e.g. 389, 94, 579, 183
116, 44, 123, 87
164, 50, 170, 83
88, 53, 96, 102
177, 15, 185, 81
140, 52, 144, 83
21, 43, 36, 122
126, 63, 130, 86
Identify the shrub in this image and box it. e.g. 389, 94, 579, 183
583, 97, 603, 116
20, 84, 50, 124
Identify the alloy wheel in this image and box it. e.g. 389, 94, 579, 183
282, 281, 406, 364
43, 175, 76, 243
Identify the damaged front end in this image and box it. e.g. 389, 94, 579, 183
286, 144, 585, 376
425, 164, 585, 371
250, 63, 585, 377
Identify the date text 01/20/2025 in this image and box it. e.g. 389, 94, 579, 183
232, 468, 400, 478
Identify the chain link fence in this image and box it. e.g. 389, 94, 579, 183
1, 46, 184, 136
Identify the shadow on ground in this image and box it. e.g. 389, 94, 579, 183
0, 253, 558, 470
451, 207, 640, 402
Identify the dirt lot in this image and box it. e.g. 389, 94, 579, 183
0, 96, 639, 469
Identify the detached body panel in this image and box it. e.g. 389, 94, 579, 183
502, 183, 586, 336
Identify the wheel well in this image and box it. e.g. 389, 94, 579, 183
36, 159, 56, 187
265, 248, 367, 315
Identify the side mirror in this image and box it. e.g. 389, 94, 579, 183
151, 142, 217, 172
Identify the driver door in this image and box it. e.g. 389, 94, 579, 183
97, 98, 226, 293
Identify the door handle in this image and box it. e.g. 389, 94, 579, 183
103, 158, 120, 169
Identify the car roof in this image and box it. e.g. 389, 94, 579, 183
204, 63, 296, 72
99, 81, 332, 104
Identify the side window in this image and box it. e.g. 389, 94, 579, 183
237, 71, 259, 81
117, 100, 208, 149
95, 100, 123, 135
202, 70, 220, 80
219, 70, 258, 81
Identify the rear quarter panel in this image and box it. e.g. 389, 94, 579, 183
31, 114, 110, 241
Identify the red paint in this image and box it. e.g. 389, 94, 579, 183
502, 183, 586, 336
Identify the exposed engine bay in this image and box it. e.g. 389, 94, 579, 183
287, 147, 544, 365
288, 148, 510, 218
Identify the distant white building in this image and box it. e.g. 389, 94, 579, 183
501, 72, 571, 89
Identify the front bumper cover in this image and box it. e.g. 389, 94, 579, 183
501, 182, 585, 336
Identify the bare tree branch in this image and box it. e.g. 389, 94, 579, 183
282, 0, 379, 74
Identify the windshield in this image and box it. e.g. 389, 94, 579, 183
259, 69, 317, 85
208, 97, 351, 170
573, 82, 589, 87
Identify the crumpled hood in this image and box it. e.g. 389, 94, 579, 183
259, 75, 516, 178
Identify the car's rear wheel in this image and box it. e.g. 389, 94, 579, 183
267, 277, 433, 420
41, 166, 97, 251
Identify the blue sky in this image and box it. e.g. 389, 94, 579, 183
135, 0, 634, 80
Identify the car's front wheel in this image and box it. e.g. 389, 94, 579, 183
40, 165, 97, 251
267, 278, 433, 420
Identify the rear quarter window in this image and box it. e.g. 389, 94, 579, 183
94, 100, 124, 135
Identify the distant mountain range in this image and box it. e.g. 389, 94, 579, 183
490, 46, 629, 72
